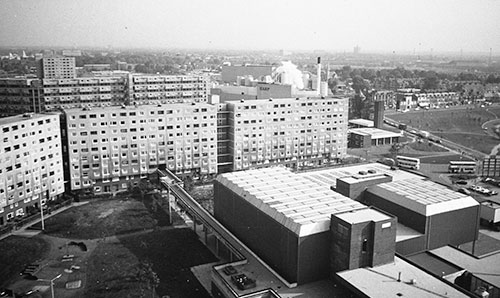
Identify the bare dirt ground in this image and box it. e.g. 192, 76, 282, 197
4, 195, 217, 298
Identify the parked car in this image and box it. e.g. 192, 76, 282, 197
458, 188, 471, 195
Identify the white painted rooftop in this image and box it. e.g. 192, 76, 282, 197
348, 118, 374, 127
217, 167, 368, 237
335, 208, 391, 224
349, 127, 402, 138
368, 179, 479, 216
299, 162, 421, 189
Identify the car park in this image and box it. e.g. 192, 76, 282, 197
469, 185, 496, 196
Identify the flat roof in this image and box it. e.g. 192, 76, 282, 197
337, 256, 469, 298
335, 208, 392, 224
216, 167, 368, 237
349, 127, 402, 138
481, 200, 500, 209
211, 262, 341, 297
407, 252, 464, 278
430, 246, 500, 288
299, 162, 422, 189
348, 118, 374, 127
63, 102, 215, 114
368, 179, 479, 216
0, 113, 57, 127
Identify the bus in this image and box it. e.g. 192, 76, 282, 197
448, 161, 476, 173
396, 155, 420, 170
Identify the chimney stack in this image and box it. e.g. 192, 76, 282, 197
316, 57, 321, 95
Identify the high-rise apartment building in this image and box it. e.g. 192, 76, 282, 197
42, 76, 127, 111
0, 113, 64, 225
129, 74, 209, 105
64, 104, 217, 193
0, 78, 42, 117
226, 97, 348, 171
0, 74, 209, 116
37, 56, 76, 79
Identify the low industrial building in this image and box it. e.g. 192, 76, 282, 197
298, 163, 480, 256
337, 256, 470, 298
212, 163, 478, 296
214, 167, 396, 285
348, 127, 401, 148
348, 119, 374, 128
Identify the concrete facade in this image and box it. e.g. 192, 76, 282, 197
364, 179, 480, 255
0, 73, 209, 116
42, 76, 127, 111
214, 167, 395, 285
0, 113, 64, 225
64, 104, 217, 193
348, 128, 401, 148
330, 209, 397, 273
37, 56, 76, 79
226, 97, 348, 171
0, 78, 42, 117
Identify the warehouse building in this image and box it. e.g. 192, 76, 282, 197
297, 163, 480, 256
364, 179, 480, 255
214, 167, 397, 285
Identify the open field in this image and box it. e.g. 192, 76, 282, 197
31, 197, 157, 239
407, 140, 449, 153
387, 106, 500, 154
419, 154, 474, 164
4, 195, 218, 297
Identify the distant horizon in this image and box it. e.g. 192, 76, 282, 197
0, 45, 497, 59
1, 0, 499, 56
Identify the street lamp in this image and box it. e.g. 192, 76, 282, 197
38, 273, 62, 298
39, 195, 45, 231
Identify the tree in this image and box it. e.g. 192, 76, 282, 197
389, 142, 407, 159
422, 71, 439, 91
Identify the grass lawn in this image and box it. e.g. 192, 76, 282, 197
387, 106, 500, 154
86, 228, 218, 298
434, 132, 498, 154
31, 198, 157, 239
0, 236, 49, 287
407, 140, 449, 153
419, 154, 474, 164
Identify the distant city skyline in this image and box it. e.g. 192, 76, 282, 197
1, 0, 499, 54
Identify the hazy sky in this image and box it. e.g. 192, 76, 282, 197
1, 0, 499, 53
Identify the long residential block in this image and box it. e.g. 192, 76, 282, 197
0, 113, 64, 224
